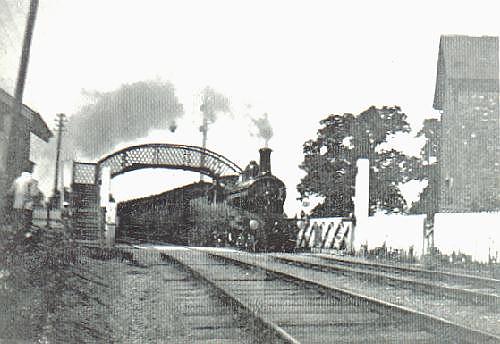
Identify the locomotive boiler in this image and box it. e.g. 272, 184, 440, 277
223, 148, 295, 252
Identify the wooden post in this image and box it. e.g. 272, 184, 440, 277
53, 114, 65, 200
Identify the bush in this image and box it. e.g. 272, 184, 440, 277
0, 214, 114, 342
0, 219, 73, 340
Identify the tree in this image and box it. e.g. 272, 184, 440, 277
297, 106, 422, 217
410, 118, 441, 214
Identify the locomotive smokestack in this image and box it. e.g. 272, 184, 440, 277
259, 147, 272, 175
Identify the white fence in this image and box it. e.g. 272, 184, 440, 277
296, 217, 353, 251
298, 212, 500, 263
353, 213, 425, 258
434, 212, 500, 263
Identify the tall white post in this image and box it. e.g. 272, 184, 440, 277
106, 200, 116, 246
99, 167, 112, 244
352, 159, 370, 251
99, 167, 111, 208
59, 161, 65, 209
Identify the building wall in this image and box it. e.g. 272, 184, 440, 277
440, 80, 499, 212
435, 36, 500, 212
0, 102, 11, 179
0, 101, 30, 213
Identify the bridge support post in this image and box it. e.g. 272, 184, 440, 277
71, 162, 100, 243
99, 166, 115, 246
213, 177, 219, 204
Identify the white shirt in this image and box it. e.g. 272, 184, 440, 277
10, 172, 39, 210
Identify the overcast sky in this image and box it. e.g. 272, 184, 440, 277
3, 0, 500, 215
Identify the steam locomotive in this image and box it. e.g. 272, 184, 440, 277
222, 148, 296, 252
116, 148, 296, 252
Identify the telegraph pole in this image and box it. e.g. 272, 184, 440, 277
52, 113, 66, 207
14, 0, 39, 103
9, 0, 39, 176
1, 0, 39, 218
199, 116, 208, 182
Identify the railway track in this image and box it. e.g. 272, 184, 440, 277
158, 247, 499, 343
315, 253, 500, 290
119, 247, 285, 343
271, 253, 500, 305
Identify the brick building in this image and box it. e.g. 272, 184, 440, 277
433, 35, 500, 212
0, 88, 52, 211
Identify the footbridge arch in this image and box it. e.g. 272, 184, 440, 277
70, 143, 242, 244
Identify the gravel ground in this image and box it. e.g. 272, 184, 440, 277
207, 249, 500, 338
105, 249, 187, 343
0, 278, 45, 341
18, 244, 495, 342
61, 247, 268, 343
43, 255, 117, 343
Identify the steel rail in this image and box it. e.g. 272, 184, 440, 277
316, 253, 500, 289
201, 249, 500, 344
271, 254, 499, 306
162, 249, 300, 344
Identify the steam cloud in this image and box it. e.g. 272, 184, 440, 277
69, 80, 184, 159
30, 80, 184, 197
251, 112, 274, 147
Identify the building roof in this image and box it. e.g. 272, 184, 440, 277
433, 35, 499, 110
0, 88, 52, 141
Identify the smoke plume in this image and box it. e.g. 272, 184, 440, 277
68, 80, 184, 159
30, 80, 184, 198
251, 113, 274, 147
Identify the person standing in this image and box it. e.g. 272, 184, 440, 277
8, 164, 39, 233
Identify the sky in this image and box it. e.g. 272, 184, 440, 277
3, 0, 500, 216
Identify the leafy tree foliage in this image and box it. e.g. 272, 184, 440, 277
418, 118, 441, 158
297, 106, 423, 217
410, 118, 441, 214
